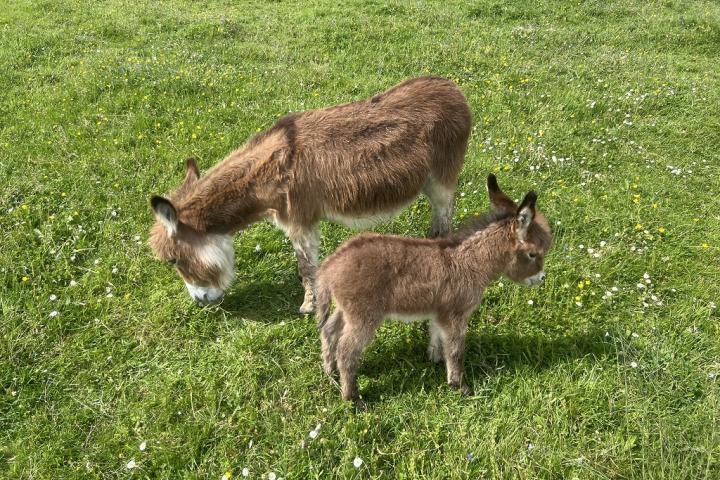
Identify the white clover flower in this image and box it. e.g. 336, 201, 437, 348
527, 300, 534, 305
94, 259, 101, 265
255, 244, 262, 252
126, 459, 136, 469
70, 279, 78, 287
268, 473, 277, 480
139, 441, 147, 451
49, 294, 58, 301
630, 362, 638, 368
49, 310, 59, 318
643, 273, 650, 279
134, 235, 141, 241
353, 457, 363, 468
637, 283, 645, 290
242, 468, 249, 477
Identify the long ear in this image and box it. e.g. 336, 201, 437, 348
151, 196, 178, 237
487, 174, 517, 213
515, 191, 537, 241
177, 157, 200, 196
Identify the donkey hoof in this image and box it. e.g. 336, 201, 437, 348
298, 301, 315, 314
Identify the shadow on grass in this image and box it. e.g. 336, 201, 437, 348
220, 276, 305, 323
360, 327, 612, 403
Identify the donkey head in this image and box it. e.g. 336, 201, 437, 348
487, 174, 553, 286
149, 158, 235, 304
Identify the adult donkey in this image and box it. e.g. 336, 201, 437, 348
149, 76, 471, 313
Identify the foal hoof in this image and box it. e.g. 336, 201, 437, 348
449, 381, 473, 396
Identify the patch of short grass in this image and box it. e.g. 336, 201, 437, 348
1, 0, 719, 478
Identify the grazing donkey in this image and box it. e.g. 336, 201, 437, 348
149, 77, 471, 312
315, 174, 553, 403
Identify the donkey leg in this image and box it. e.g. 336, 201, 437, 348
288, 225, 320, 314
423, 177, 455, 237
321, 310, 344, 376
427, 318, 445, 364
336, 318, 377, 403
441, 316, 472, 396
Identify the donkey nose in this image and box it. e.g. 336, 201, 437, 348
539, 272, 546, 282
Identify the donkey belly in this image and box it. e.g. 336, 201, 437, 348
324, 201, 411, 229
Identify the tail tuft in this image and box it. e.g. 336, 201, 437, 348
315, 279, 332, 330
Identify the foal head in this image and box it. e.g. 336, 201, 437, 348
486, 174, 553, 286
148, 158, 235, 304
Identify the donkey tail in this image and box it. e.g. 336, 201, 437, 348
315, 278, 332, 330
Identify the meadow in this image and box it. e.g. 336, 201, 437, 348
1, 0, 719, 478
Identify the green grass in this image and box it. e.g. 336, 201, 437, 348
2, 0, 720, 477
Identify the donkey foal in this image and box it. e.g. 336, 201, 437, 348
315, 175, 553, 403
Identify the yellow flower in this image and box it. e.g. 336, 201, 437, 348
577, 282, 584, 289
585, 280, 591, 285
703, 243, 710, 249
22, 276, 29, 282
635, 223, 643, 230
21, 204, 28, 210
658, 227, 666, 233
575, 296, 582, 302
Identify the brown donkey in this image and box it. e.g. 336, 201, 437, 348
149, 77, 471, 312
315, 174, 553, 403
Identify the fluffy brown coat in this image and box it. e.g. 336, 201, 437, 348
315, 175, 552, 403
149, 77, 472, 311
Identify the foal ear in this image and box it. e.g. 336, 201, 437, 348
487, 174, 517, 213
515, 191, 537, 241
151, 196, 178, 237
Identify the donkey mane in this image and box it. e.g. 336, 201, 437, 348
448, 210, 514, 244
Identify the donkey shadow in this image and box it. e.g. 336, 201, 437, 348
219, 275, 306, 323
359, 325, 612, 402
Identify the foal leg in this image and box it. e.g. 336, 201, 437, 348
440, 315, 472, 395
423, 177, 455, 237
336, 317, 378, 404
320, 310, 344, 376
287, 225, 320, 314
427, 318, 445, 364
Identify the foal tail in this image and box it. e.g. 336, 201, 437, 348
315, 278, 332, 330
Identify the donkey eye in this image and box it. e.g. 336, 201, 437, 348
168, 258, 177, 266
527, 253, 537, 260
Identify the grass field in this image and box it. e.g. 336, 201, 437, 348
2, 0, 720, 478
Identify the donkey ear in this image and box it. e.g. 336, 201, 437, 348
176, 157, 200, 198
184, 157, 200, 183
487, 174, 517, 213
515, 191, 537, 241
151, 196, 178, 237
